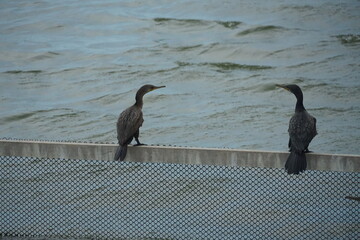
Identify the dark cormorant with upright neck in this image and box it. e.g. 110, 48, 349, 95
114, 84, 165, 161
276, 84, 317, 174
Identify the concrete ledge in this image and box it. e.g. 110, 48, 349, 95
0, 139, 359, 172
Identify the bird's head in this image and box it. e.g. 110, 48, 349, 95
143, 84, 166, 93
275, 84, 300, 93
276, 84, 305, 112
137, 84, 166, 96
276, 84, 303, 99
135, 84, 166, 107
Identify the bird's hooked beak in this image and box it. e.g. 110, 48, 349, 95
150, 85, 166, 92
275, 84, 290, 92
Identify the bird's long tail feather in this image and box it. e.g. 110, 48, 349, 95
285, 151, 307, 174
114, 145, 128, 161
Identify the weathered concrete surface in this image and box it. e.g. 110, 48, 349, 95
0, 139, 359, 172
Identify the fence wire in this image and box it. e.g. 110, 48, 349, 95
0, 155, 359, 240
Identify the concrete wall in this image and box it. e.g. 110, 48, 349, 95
0, 139, 359, 172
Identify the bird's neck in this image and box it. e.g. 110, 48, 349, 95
135, 94, 144, 109
295, 96, 305, 112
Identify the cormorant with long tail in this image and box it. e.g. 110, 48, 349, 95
114, 84, 165, 161
276, 84, 317, 174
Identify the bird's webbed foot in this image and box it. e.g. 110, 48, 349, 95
133, 143, 147, 146
134, 138, 146, 146
304, 148, 313, 153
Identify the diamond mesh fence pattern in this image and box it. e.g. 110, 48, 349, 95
0, 155, 359, 240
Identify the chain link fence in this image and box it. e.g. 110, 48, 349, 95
0, 155, 359, 240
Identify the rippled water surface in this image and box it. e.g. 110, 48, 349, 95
1, 0, 360, 154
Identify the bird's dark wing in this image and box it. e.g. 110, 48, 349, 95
288, 111, 317, 152
313, 116, 317, 137
117, 105, 144, 146
304, 114, 317, 148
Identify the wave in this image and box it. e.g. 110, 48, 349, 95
1, 112, 38, 122
30, 51, 60, 61
176, 61, 273, 71
336, 34, 360, 45
4, 70, 43, 74
286, 61, 317, 69
237, 25, 285, 36
174, 44, 203, 52
154, 17, 242, 29
206, 62, 273, 71
279, 5, 315, 12
1, 108, 85, 123
215, 21, 242, 29
313, 106, 358, 114
1, 109, 55, 123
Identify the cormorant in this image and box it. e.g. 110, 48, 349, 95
114, 84, 165, 161
276, 84, 317, 174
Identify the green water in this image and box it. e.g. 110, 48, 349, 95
0, 0, 359, 154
